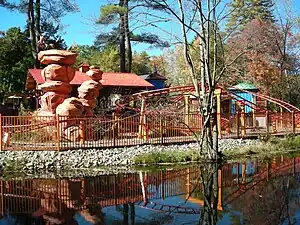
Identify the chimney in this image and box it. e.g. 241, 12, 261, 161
78, 63, 90, 73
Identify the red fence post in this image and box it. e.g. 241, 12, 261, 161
56, 115, 60, 152
112, 113, 116, 147
160, 115, 163, 145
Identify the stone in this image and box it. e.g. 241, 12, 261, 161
56, 97, 84, 117
42, 64, 76, 82
40, 92, 67, 113
78, 80, 102, 92
78, 90, 99, 100
38, 50, 78, 65
86, 66, 103, 81
38, 81, 72, 94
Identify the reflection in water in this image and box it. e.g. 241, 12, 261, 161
0, 156, 300, 224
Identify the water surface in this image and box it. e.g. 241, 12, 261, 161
0, 155, 300, 224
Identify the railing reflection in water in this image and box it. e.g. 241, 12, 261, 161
0, 156, 299, 220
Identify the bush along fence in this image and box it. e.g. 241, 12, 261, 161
0, 111, 300, 151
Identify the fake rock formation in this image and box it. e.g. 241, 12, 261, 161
37, 50, 78, 116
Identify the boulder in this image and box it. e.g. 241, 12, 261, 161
78, 89, 99, 100
42, 64, 76, 82
40, 92, 67, 113
38, 50, 78, 65
86, 66, 103, 81
56, 97, 84, 117
78, 80, 102, 92
38, 81, 71, 94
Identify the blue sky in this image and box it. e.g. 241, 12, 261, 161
0, 0, 300, 56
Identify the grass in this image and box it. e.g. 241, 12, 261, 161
134, 135, 300, 165
224, 135, 300, 159
134, 150, 201, 165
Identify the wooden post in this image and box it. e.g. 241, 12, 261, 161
265, 110, 269, 134
0, 114, 2, 151
56, 115, 60, 152
292, 111, 296, 134
241, 104, 246, 137
236, 111, 240, 139
138, 99, 147, 140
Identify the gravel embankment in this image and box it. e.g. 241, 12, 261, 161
0, 139, 259, 174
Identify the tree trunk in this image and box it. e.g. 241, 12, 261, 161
35, 0, 41, 68
119, 0, 126, 72
27, 0, 39, 68
124, 0, 132, 72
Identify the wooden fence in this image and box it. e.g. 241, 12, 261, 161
0, 111, 300, 151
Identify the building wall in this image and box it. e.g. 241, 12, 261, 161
148, 80, 165, 89
231, 92, 255, 113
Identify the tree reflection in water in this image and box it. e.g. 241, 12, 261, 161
197, 162, 220, 225
1, 156, 300, 224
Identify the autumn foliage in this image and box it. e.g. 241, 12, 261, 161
227, 19, 294, 94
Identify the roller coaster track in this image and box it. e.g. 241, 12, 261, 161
120, 85, 299, 113
229, 86, 300, 112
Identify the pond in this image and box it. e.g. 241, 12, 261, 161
0, 155, 300, 225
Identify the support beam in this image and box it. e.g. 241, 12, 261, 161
241, 104, 246, 137
184, 95, 190, 127
138, 99, 148, 140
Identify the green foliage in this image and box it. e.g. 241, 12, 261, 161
73, 44, 120, 72
272, 75, 300, 108
227, 0, 275, 32
134, 150, 200, 165
131, 33, 169, 48
98, 4, 127, 24
0, 27, 33, 100
131, 51, 152, 75
40, 20, 67, 49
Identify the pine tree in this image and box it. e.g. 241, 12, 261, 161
227, 0, 275, 32
96, 0, 169, 73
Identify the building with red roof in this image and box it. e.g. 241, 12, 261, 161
26, 65, 153, 112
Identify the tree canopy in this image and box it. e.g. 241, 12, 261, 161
0, 27, 34, 101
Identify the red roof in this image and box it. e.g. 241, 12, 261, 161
28, 69, 153, 88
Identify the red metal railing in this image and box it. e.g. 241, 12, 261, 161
1, 111, 300, 151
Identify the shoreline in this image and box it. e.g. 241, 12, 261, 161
0, 139, 259, 175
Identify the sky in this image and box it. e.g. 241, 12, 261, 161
0, 0, 300, 56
